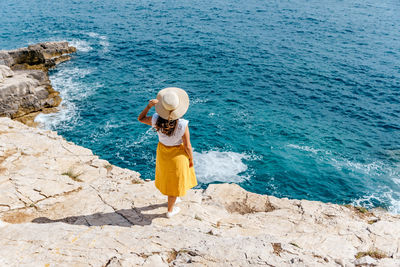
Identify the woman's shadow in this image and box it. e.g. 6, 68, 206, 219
31, 203, 168, 227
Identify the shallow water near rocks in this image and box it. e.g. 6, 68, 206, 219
1, 0, 400, 212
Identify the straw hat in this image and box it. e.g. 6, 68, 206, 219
155, 87, 189, 120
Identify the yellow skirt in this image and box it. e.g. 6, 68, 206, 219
155, 142, 197, 197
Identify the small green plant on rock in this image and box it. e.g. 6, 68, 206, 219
344, 204, 374, 219
289, 242, 301, 248
29, 203, 38, 209
62, 167, 83, 182
272, 243, 282, 256
104, 163, 113, 172
355, 249, 387, 259
355, 206, 368, 214
367, 218, 379, 225
131, 178, 143, 184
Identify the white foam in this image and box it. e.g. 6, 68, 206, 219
35, 102, 78, 130
288, 143, 400, 213
99, 40, 110, 52
85, 32, 109, 52
327, 157, 400, 214
87, 32, 100, 38
113, 128, 156, 150
287, 144, 326, 154
88, 120, 122, 142
191, 98, 209, 105
386, 194, 400, 214
330, 158, 386, 176
352, 188, 400, 214
193, 150, 249, 184
35, 67, 101, 130
69, 39, 93, 52
330, 158, 400, 213
130, 128, 156, 146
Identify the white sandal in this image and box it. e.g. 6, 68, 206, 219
166, 207, 181, 218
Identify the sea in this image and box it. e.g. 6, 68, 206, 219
1, 0, 400, 213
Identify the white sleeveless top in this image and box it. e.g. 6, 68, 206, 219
152, 113, 189, 146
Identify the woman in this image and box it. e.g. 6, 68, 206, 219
138, 87, 197, 218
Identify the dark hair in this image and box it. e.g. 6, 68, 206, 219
155, 116, 177, 136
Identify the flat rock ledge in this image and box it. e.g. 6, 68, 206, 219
0, 117, 400, 267
0, 42, 76, 126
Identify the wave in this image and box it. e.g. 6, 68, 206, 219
35, 102, 78, 130
286, 144, 328, 155
191, 97, 209, 105
286, 143, 398, 177
35, 67, 101, 130
130, 128, 156, 147
352, 188, 400, 214
193, 150, 250, 184
99, 40, 110, 52
86, 32, 100, 38
69, 39, 93, 52
329, 158, 388, 176
88, 120, 124, 142
85, 32, 109, 52
287, 143, 400, 213
47, 32, 109, 53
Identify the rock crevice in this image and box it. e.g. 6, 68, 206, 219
0, 118, 400, 266
0, 42, 76, 126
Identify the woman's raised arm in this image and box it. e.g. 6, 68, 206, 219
138, 99, 158, 126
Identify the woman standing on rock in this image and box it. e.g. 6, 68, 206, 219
138, 87, 197, 218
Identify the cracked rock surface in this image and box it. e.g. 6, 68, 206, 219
0, 117, 400, 266
0, 42, 76, 126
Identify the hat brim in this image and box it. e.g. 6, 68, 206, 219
155, 87, 189, 120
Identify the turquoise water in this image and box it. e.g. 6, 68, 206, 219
1, 0, 400, 212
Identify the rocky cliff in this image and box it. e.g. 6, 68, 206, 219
0, 42, 76, 126
0, 117, 399, 266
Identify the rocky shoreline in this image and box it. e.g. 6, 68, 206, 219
1, 43, 400, 266
0, 117, 400, 266
0, 42, 76, 126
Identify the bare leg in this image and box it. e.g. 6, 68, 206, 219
168, 196, 177, 212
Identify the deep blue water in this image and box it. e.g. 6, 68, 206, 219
1, 0, 400, 212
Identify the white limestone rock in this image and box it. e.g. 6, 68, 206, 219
355, 256, 377, 266
0, 42, 76, 125
0, 117, 399, 266
0, 65, 14, 83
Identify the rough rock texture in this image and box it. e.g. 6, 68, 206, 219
1, 117, 400, 266
0, 42, 76, 70
0, 42, 76, 126
0, 65, 14, 83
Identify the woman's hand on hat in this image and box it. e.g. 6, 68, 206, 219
148, 99, 159, 108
